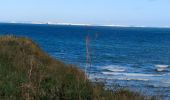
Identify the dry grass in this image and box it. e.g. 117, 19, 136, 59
0, 35, 153, 100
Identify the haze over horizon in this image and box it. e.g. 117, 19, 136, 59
0, 0, 170, 27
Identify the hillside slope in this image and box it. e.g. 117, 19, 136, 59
0, 36, 146, 100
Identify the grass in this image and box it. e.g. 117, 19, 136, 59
0, 35, 152, 100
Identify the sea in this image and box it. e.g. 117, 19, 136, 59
0, 23, 170, 98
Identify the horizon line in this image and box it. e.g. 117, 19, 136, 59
0, 21, 170, 29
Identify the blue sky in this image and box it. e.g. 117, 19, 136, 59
0, 0, 170, 27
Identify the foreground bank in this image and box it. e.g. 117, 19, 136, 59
0, 36, 153, 100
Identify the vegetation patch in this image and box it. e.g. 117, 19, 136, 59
0, 35, 151, 100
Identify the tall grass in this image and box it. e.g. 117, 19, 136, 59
85, 35, 92, 80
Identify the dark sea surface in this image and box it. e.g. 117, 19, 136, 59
1, 23, 170, 98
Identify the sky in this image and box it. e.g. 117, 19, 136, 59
0, 0, 170, 27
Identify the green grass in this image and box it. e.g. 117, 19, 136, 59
0, 35, 151, 100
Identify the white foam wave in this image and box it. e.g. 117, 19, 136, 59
102, 72, 162, 77
155, 64, 169, 72
156, 68, 165, 72
89, 73, 150, 81
155, 64, 169, 68
117, 78, 149, 81
125, 73, 161, 77
148, 84, 170, 88
161, 81, 170, 84
102, 65, 126, 72
102, 72, 122, 75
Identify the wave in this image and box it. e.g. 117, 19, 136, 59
156, 68, 165, 72
102, 72, 123, 75
102, 65, 126, 72
155, 64, 169, 68
102, 72, 162, 77
155, 64, 169, 72
161, 81, 170, 84
125, 73, 161, 77
148, 84, 170, 88
116, 78, 149, 81
89, 73, 150, 81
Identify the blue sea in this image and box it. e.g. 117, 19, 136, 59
1, 23, 170, 98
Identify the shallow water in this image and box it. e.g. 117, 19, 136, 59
0, 23, 170, 98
